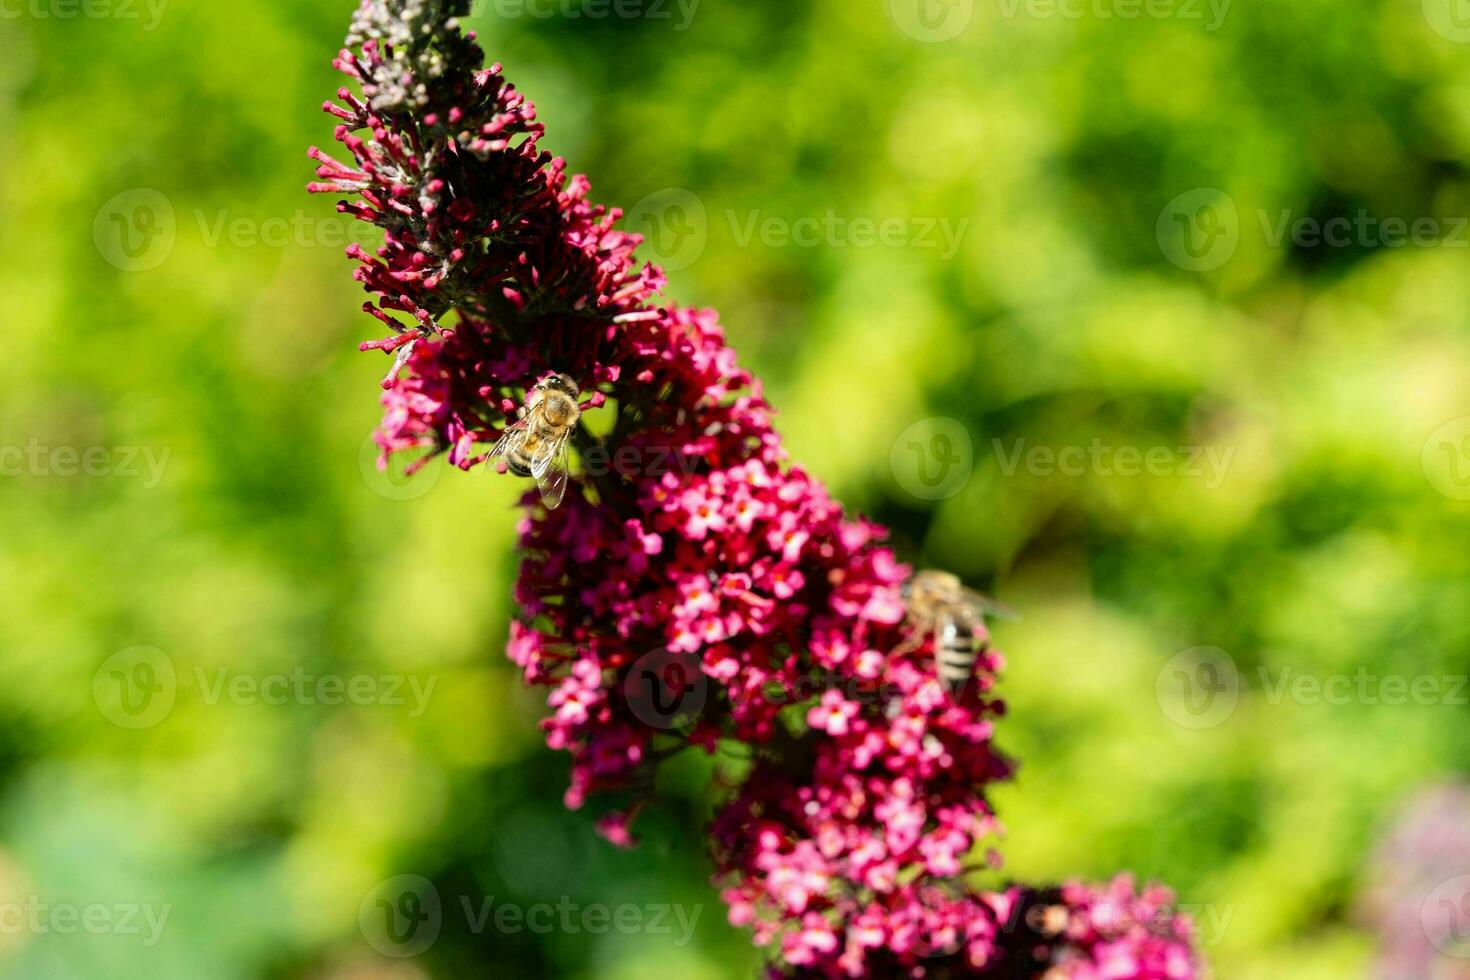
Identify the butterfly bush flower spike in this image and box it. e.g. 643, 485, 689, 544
310, 2, 1204, 976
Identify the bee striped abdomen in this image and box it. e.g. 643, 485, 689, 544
936, 617, 980, 692
505, 433, 539, 476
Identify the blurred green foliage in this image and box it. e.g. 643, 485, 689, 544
1, 0, 1469, 977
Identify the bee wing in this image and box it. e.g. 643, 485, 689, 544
958, 588, 1019, 623
488, 417, 529, 460
531, 432, 571, 510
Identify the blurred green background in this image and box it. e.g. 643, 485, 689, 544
2, 0, 1470, 976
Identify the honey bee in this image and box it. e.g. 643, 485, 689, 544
897, 570, 1017, 695
489, 373, 580, 510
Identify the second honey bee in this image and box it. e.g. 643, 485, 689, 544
898, 570, 1017, 695
490, 373, 580, 510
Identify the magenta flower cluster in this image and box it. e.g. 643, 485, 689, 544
309, 3, 1204, 976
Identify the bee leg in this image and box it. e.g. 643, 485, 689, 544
891, 632, 923, 657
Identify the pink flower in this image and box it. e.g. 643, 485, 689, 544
594, 811, 639, 850
808, 690, 860, 736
